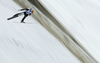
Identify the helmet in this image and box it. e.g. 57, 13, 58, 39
30, 7, 34, 12
31, 10, 34, 12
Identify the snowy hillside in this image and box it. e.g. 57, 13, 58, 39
38, 0, 100, 62
0, 0, 81, 63
1, 0, 100, 63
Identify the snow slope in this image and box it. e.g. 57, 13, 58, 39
0, 0, 81, 63
39, 0, 100, 62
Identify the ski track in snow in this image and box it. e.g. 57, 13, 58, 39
39, 0, 100, 62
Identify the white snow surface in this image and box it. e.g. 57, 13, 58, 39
39, 0, 100, 62
0, 0, 81, 63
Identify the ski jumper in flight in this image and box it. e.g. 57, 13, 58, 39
7, 8, 34, 23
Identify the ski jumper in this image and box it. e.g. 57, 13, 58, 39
7, 8, 33, 23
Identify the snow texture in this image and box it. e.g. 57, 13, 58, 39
0, 0, 81, 63
39, 0, 100, 62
